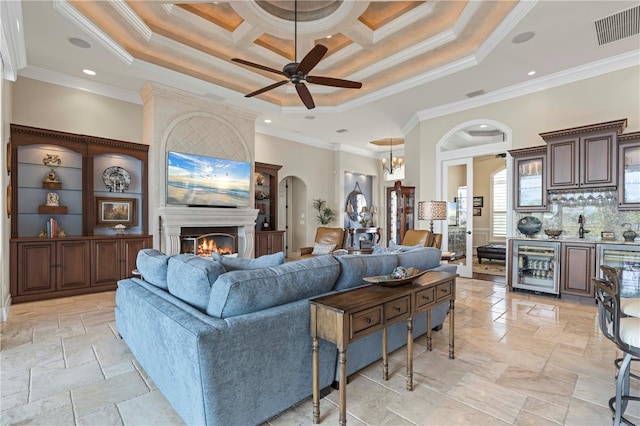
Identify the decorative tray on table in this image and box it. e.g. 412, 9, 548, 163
363, 267, 427, 287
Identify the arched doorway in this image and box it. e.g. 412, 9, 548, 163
435, 119, 513, 278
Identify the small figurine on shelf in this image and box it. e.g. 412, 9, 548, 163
44, 169, 59, 183
262, 219, 270, 231
46, 192, 60, 206
112, 224, 127, 235
255, 173, 265, 186
43, 154, 61, 166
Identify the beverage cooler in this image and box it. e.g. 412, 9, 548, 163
511, 240, 561, 296
596, 244, 640, 298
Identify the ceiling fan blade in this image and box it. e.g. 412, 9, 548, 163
231, 58, 285, 76
306, 75, 362, 89
295, 83, 315, 109
245, 80, 289, 98
296, 45, 328, 74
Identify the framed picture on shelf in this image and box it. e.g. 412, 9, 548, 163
473, 207, 482, 216
95, 197, 137, 226
473, 196, 483, 207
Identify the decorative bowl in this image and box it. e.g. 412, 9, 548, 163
544, 229, 563, 239
517, 216, 542, 237
363, 267, 427, 287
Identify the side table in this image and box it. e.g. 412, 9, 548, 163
309, 271, 456, 425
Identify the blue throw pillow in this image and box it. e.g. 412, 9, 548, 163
389, 241, 423, 252
136, 249, 171, 290
211, 251, 285, 271
372, 245, 401, 255
167, 254, 226, 311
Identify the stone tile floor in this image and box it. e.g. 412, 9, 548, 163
1, 277, 639, 425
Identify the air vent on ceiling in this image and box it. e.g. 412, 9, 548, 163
465, 89, 486, 98
336, 129, 348, 133
594, 5, 640, 46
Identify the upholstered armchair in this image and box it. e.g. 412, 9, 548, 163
430, 233, 443, 249
400, 229, 432, 247
297, 227, 348, 258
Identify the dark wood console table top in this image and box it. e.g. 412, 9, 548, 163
309, 271, 456, 425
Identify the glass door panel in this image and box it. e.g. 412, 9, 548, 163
444, 159, 472, 278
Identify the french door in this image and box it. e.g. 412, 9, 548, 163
443, 158, 474, 278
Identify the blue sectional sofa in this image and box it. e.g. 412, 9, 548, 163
115, 247, 456, 426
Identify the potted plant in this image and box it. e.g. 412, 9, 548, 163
312, 199, 336, 225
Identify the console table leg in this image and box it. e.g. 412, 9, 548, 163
312, 337, 320, 423
426, 308, 432, 351
449, 300, 455, 359
382, 328, 388, 380
406, 317, 413, 391
338, 349, 348, 425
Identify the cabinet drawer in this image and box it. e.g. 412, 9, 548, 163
384, 296, 410, 321
436, 282, 452, 301
350, 306, 383, 339
415, 287, 435, 309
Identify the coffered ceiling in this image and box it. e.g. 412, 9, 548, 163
3, 1, 640, 153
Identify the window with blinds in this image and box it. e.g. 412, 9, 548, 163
491, 168, 507, 238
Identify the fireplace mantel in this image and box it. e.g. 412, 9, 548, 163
158, 206, 258, 257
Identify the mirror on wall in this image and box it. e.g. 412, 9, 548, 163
345, 182, 368, 221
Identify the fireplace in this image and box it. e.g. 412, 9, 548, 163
180, 227, 237, 257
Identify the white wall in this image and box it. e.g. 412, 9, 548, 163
414, 66, 640, 221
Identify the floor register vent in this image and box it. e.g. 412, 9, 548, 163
594, 5, 640, 46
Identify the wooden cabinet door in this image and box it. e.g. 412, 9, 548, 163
618, 137, 640, 209
56, 240, 90, 290
121, 237, 151, 279
561, 243, 595, 297
512, 149, 547, 211
581, 132, 616, 187
547, 138, 579, 189
255, 232, 285, 256
270, 232, 285, 254
16, 241, 56, 295
91, 239, 120, 287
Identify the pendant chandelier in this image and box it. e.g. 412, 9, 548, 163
371, 138, 404, 175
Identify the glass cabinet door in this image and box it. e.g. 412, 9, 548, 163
618, 139, 640, 210
514, 153, 547, 211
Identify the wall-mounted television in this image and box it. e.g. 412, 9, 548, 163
167, 151, 251, 207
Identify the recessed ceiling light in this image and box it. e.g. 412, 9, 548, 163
83, 69, 96, 76
326, 35, 332, 39
511, 31, 535, 44
69, 37, 91, 49
305, 115, 315, 120
264, 119, 272, 123
480, 124, 488, 128
528, 70, 536, 76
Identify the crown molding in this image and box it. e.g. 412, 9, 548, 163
112, 0, 152, 41
256, 124, 376, 158
18, 65, 142, 104
54, 0, 133, 66
412, 50, 640, 127
0, 0, 27, 81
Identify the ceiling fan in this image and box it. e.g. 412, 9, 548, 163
231, 0, 362, 109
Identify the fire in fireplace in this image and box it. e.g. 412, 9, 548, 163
180, 227, 237, 257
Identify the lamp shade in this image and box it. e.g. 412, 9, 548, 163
418, 201, 447, 221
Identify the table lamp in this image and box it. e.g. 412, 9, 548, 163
418, 201, 447, 232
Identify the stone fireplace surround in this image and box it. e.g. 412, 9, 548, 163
141, 82, 260, 258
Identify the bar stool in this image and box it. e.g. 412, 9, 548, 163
601, 265, 640, 382
601, 265, 640, 317
593, 276, 640, 425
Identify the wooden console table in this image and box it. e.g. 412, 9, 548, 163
309, 271, 456, 425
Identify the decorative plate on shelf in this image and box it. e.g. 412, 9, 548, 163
517, 216, 542, 236
102, 166, 131, 192
363, 267, 427, 287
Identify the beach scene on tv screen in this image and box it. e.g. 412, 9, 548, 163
167, 151, 251, 207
